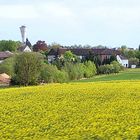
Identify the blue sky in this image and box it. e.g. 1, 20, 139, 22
0, 0, 140, 48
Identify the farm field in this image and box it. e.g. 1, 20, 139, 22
0, 81, 140, 139
75, 68, 140, 82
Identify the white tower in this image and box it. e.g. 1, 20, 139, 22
20, 25, 26, 45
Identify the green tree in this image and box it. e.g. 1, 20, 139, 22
111, 61, 121, 73
63, 51, 77, 62
84, 61, 97, 78
127, 50, 136, 58
129, 58, 139, 66
0, 55, 16, 76
14, 52, 43, 86
135, 51, 140, 65
40, 64, 68, 83
0, 40, 20, 52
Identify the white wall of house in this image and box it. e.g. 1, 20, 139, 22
23, 46, 32, 52
78, 56, 83, 59
0, 60, 3, 63
116, 55, 129, 68
48, 55, 56, 63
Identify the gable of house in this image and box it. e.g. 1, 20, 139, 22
18, 45, 32, 52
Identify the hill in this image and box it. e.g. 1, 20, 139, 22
0, 81, 140, 139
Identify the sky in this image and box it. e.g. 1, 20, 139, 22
0, 0, 140, 48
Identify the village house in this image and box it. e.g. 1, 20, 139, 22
47, 48, 128, 67
18, 38, 32, 52
116, 55, 129, 68
48, 48, 118, 61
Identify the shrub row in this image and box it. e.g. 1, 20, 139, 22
41, 61, 97, 83
98, 61, 124, 74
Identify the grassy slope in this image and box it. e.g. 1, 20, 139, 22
0, 82, 140, 139
75, 68, 140, 82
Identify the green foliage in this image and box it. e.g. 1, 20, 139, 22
75, 69, 140, 82
98, 64, 113, 74
52, 58, 64, 70
40, 64, 68, 83
99, 61, 122, 74
84, 61, 97, 78
63, 62, 80, 80
63, 61, 97, 80
14, 52, 44, 86
111, 61, 121, 73
129, 58, 139, 66
63, 51, 77, 62
0, 56, 16, 76
0, 40, 20, 52
127, 50, 136, 58
50, 42, 61, 49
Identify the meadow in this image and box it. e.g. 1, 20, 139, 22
0, 81, 140, 139
76, 68, 140, 82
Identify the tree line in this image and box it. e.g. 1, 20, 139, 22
0, 50, 123, 86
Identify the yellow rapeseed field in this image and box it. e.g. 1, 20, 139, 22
0, 81, 140, 139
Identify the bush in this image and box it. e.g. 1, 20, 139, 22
40, 64, 68, 83
111, 61, 121, 73
63, 63, 79, 80
0, 55, 16, 76
84, 61, 97, 78
98, 61, 122, 74
98, 64, 114, 74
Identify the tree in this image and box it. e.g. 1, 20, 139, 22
135, 51, 140, 65
14, 52, 43, 86
127, 50, 136, 58
129, 58, 139, 66
111, 61, 121, 73
0, 55, 16, 76
84, 61, 97, 78
119, 45, 128, 56
63, 51, 77, 62
33, 40, 48, 52
0, 40, 20, 52
50, 42, 61, 49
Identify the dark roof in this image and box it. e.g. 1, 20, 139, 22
0, 51, 13, 59
58, 48, 92, 56
48, 48, 121, 56
92, 49, 120, 55
119, 55, 128, 60
18, 45, 32, 52
48, 48, 58, 55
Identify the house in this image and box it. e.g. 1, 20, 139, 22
116, 55, 129, 68
18, 38, 32, 52
0, 51, 13, 63
18, 45, 32, 52
47, 48, 121, 64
